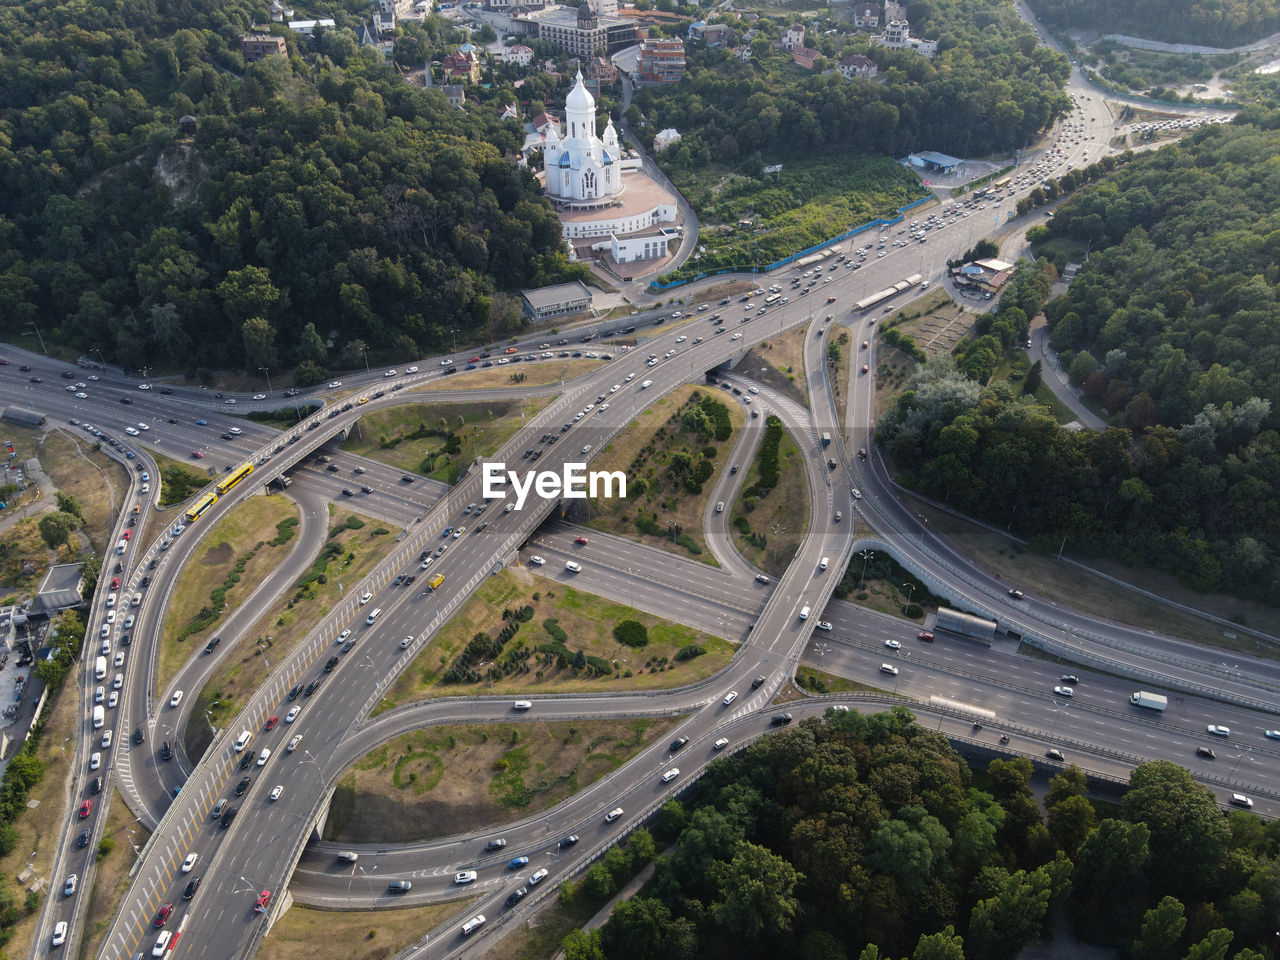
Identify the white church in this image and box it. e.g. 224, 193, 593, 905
538, 71, 680, 266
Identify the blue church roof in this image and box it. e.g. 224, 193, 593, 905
558, 151, 571, 168
602, 149, 615, 163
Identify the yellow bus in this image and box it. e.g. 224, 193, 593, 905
993, 176, 1013, 190
185, 492, 218, 523
216, 462, 253, 495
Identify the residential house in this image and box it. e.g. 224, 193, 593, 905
837, 53, 877, 78
688, 21, 734, 46
781, 23, 805, 50
443, 84, 466, 109
791, 45, 822, 69
587, 55, 617, 86
240, 34, 288, 61
287, 19, 336, 34
730, 44, 752, 61
269, 0, 295, 21
852, 2, 879, 28
652, 127, 681, 152
442, 44, 481, 82
499, 103, 520, 121
504, 43, 535, 66
881, 18, 937, 55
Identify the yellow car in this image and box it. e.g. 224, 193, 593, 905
357, 397, 369, 405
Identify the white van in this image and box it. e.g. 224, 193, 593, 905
115, 539, 128, 555
799, 606, 810, 620
819, 557, 828, 571
92, 705, 105, 729
94, 656, 108, 681
366, 608, 382, 626
234, 730, 252, 752
462, 915, 487, 936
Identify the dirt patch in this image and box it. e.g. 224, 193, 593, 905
729, 421, 810, 577
738, 323, 810, 407
186, 508, 394, 761
258, 899, 477, 960
418, 358, 605, 392
580, 384, 745, 563
378, 570, 733, 712
326, 717, 681, 843
78, 789, 151, 958
890, 291, 972, 358
158, 494, 300, 692
340, 398, 552, 481
38, 427, 130, 556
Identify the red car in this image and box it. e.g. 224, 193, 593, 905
79, 800, 92, 818
110, 577, 121, 590
122, 530, 131, 540
255, 890, 271, 912
154, 903, 173, 927
265, 715, 279, 731
191, 451, 204, 459
470, 356, 481, 362
861, 364, 869, 374
917, 631, 934, 642
574, 536, 588, 545
827, 296, 837, 303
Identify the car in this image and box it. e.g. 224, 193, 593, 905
1207, 724, 1231, 737
1053, 686, 1074, 698
1230, 793, 1254, 808
771, 713, 793, 725
151, 931, 173, 957
604, 807, 624, 823
1060, 675, 1080, 684
285, 706, 301, 724
1266, 730, 1280, 740
183, 876, 201, 900
337, 629, 351, 644
75, 391, 87, 398
455, 870, 478, 884
181, 852, 198, 873
661, 767, 680, 783
113, 673, 123, 690
235, 776, 252, 796
234, 730, 252, 751
1045, 748, 1066, 762
359, 592, 373, 605
506, 886, 529, 908
851, 488, 862, 501
722, 691, 737, 706
670, 736, 689, 751
287, 734, 303, 752
1007, 588, 1025, 599
751, 675, 766, 690
816, 620, 833, 631
256, 890, 272, 912
90, 751, 101, 771
154, 902, 173, 927
713, 737, 730, 751
264, 714, 280, 732
52, 920, 69, 947
269, 784, 284, 801
528, 867, 550, 886
565, 561, 582, 572
79, 799, 92, 818
1196, 746, 1217, 759
484, 838, 508, 852
574, 536, 589, 545
885, 639, 902, 650
917, 631, 934, 642
64, 874, 77, 897
508, 856, 529, 869
558, 835, 579, 849
108, 691, 118, 708
170, 690, 183, 708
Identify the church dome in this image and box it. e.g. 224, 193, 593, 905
565, 70, 594, 115
576, 2, 596, 23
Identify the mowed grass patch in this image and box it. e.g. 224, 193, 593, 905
340, 397, 552, 480
38, 426, 130, 554
77, 789, 151, 959
257, 899, 475, 960
0, 675, 81, 953
829, 324, 854, 434
738, 322, 810, 406
730, 417, 809, 578
418, 358, 605, 392
186, 508, 393, 760
584, 384, 745, 562
326, 716, 681, 842
157, 495, 300, 692
377, 570, 732, 713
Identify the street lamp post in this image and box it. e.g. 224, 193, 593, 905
259, 367, 273, 392
902, 582, 916, 614
770, 523, 786, 564
361, 345, 371, 375
205, 701, 220, 735
858, 549, 875, 589
25, 321, 48, 355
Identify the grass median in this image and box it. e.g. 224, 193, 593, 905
258, 899, 476, 960
582, 384, 745, 563
418, 358, 605, 392
185, 507, 394, 761
77, 788, 151, 959
325, 716, 682, 842
376, 568, 733, 714
729, 415, 809, 578
157, 494, 301, 693
340, 397, 552, 481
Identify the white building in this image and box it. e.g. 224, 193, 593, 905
542, 71, 623, 207
504, 43, 535, 65
781, 24, 806, 50
652, 127, 681, 152
880, 19, 937, 56
288, 19, 336, 34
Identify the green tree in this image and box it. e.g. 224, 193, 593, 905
241, 316, 279, 369
913, 925, 965, 960
710, 841, 802, 939
562, 928, 605, 960
967, 867, 1051, 960
1131, 895, 1187, 960
298, 322, 328, 364
1023, 359, 1042, 394
1183, 929, 1233, 960
54, 492, 83, 520
38, 511, 80, 550
218, 265, 284, 325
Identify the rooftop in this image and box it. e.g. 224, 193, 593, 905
521, 280, 594, 310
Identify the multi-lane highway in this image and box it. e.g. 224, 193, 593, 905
2, 32, 1268, 960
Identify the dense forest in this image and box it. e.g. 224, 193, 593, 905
634, 0, 1070, 170
0, 0, 574, 377
563, 710, 1279, 960
1025, 0, 1280, 47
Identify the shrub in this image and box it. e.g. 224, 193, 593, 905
674, 644, 706, 661
614, 620, 649, 648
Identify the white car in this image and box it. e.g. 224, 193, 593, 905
269, 785, 284, 801
383, 370, 397, 378
406, 366, 419, 373
101, 730, 113, 749
114, 652, 124, 667
1207, 724, 1231, 737
138, 383, 151, 391
170, 691, 183, 708
731, 333, 742, 340
604, 807, 624, 823
52, 921, 68, 947
713, 738, 729, 751
1265, 730, 1280, 740
400, 636, 413, 649
108, 691, 118, 708
528, 867, 549, 885
327, 380, 342, 388
287, 734, 303, 752
661, 768, 680, 783
285, 706, 300, 723
359, 592, 372, 606
152, 931, 172, 957
1053, 686, 1074, 698
530, 556, 546, 566
879, 663, 899, 676
90, 752, 101, 771
816, 621, 833, 631
181, 853, 198, 873
257, 748, 272, 766
565, 561, 582, 572
338, 629, 351, 643
455, 871, 478, 884
137, 423, 150, 431
105, 610, 115, 625
113, 673, 124, 690
884, 639, 901, 650
440, 359, 453, 367
722, 691, 737, 706
95, 686, 104, 704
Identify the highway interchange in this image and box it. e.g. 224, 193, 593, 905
2, 32, 1275, 960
